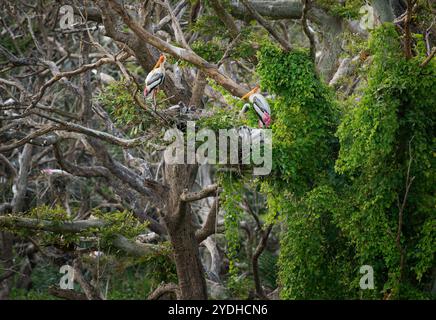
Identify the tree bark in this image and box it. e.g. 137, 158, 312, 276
163, 164, 208, 299
372, 0, 396, 23
167, 216, 207, 299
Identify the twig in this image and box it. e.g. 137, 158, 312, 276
301, 0, 316, 61
240, 0, 292, 52
180, 184, 219, 202
404, 0, 416, 59
196, 197, 219, 243
420, 47, 436, 67
148, 282, 180, 300
396, 138, 415, 283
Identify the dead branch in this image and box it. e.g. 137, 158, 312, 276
0, 216, 162, 257
301, 0, 316, 61
148, 282, 180, 300
252, 223, 273, 299
196, 197, 219, 243
420, 47, 436, 67
29, 54, 129, 108
48, 286, 88, 300
209, 0, 240, 39
103, 0, 248, 97
72, 259, 103, 300
180, 184, 218, 202
404, 0, 417, 59
240, 0, 292, 52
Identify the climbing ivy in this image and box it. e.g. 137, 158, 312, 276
220, 23, 435, 299
335, 24, 436, 298
97, 79, 157, 137
256, 41, 355, 299
218, 173, 246, 295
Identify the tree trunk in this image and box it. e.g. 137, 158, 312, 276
167, 213, 207, 299
164, 164, 208, 299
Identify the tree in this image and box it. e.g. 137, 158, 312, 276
0, 0, 434, 300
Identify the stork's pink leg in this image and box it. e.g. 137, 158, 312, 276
153, 90, 157, 111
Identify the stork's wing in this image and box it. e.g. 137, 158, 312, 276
252, 95, 271, 115
146, 71, 164, 87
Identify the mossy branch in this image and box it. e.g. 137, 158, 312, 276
0, 215, 162, 257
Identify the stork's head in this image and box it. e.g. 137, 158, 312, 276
241, 85, 260, 100
154, 54, 166, 69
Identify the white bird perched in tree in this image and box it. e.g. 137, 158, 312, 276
240, 85, 271, 128
144, 54, 166, 106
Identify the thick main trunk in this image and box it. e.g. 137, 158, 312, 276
167, 212, 207, 299
0, 232, 13, 299
164, 164, 208, 300
0, 144, 33, 299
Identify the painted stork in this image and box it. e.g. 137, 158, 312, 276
144, 54, 166, 105
241, 85, 271, 128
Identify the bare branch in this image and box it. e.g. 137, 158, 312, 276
85, 138, 168, 207
240, 0, 292, 51
53, 142, 110, 177
420, 47, 436, 67
189, 70, 207, 108
148, 282, 180, 300
404, 0, 417, 59
0, 215, 107, 233
196, 197, 219, 243
209, 0, 240, 39
180, 184, 218, 202
73, 259, 103, 300
159, 0, 190, 49
11, 144, 33, 213
29, 53, 129, 109
0, 216, 162, 257
252, 223, 273, 299
103, 0, 248, 97
0, 154, 17, 178
48, 286, 88, 300
301, 0, 316, 61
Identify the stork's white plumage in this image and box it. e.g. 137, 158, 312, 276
241, 86, 271, 128
144, 54, 166, 99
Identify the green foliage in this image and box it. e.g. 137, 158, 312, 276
218, 173, 249, 297
22, 206, 149, 251
278, 186, 357, 299
258, 250, 278, 288
190, 14, 229, 38
191, 38, 225, 63
9, 262, 60, 300
256, 41, 358, 299
106, 268, 154, 300
0, 34, 33, 59
317, 0, 364, 19
107, 243, 176, 299
257, 42, 339, 194
92, 210, 149, 244
251, 24, 436, 299
197, 79, 261, 131
200, 23, 435, 300
335, 24, 436, 298
197, 104, 244, 131
97, 80, 153, 137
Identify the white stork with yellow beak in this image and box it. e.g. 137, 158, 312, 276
241, 85, 271, 128
144, 54, 166, 103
